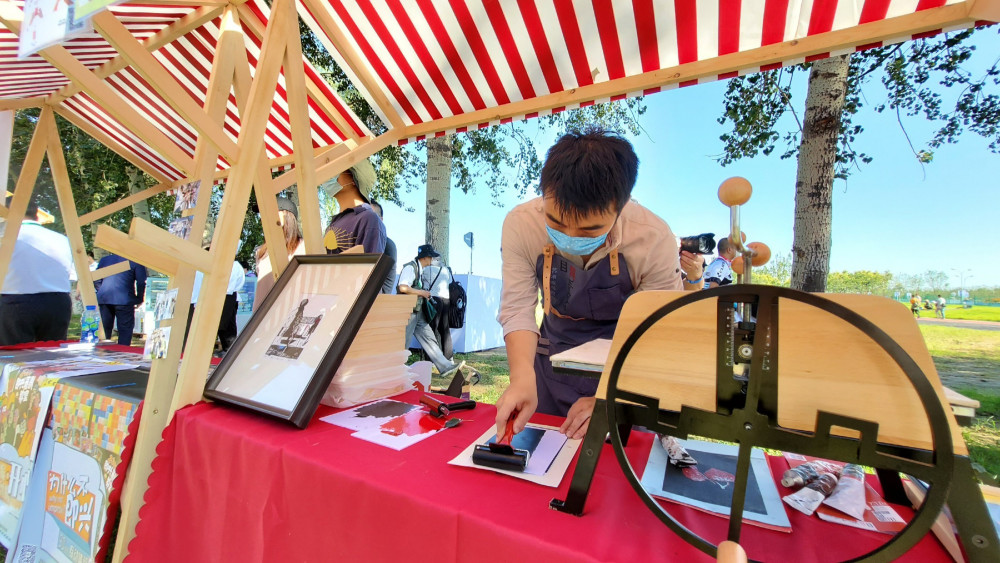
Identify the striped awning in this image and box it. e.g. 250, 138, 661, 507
0, 1, 370, 182
299, 0, 997, 144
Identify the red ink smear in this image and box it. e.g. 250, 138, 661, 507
380, 410, 436, 437
682, 467, 707, 481
705, 468, 735, 483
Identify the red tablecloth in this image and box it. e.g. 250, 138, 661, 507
127, 391, 950, 562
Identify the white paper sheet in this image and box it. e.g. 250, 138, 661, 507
320, 399, 419, 432
449, 424, 581, 487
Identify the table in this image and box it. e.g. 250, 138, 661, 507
127, 391, 951, 562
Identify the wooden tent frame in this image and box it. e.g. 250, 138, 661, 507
0, 1, 998, 560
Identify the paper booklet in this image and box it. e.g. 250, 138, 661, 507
641, 437, 792, 532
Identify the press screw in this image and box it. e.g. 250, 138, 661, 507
972, 535, 988, 548
153, 408, 159, 415
586, 449, 594, 456
744, 422, 753, 431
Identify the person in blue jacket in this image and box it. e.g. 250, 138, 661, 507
94, 253, 147, 345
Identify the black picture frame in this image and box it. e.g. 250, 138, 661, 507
204, 254, 391, 428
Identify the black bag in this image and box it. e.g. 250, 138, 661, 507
446, 268, 467, 329
421, 297, 439, 322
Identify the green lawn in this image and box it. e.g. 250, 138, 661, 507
906, 304, 1000, 322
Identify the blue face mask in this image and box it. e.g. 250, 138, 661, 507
546, 225, 609, 256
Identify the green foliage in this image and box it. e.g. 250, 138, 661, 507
751, 252, 792, 287
6, 109, 173, 252
716, 26, 1000, 177
826, 270, 894, 295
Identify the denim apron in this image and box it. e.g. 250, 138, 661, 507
533, 244, 633, 416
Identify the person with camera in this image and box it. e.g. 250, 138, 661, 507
703, 236, 736, 289
494, 129, 704, 443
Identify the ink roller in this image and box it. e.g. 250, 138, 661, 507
472, 413, 529, 472
420, 395, 476, 418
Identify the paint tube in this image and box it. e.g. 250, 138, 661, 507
780, 459, 843, 488
822, 464, 867, 520
659, 435, 698, 467
783, 472, 839, 516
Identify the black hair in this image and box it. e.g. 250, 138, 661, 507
539, 128, 638, 221
718, 237, 732, 254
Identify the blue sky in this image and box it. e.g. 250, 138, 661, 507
381, 33, 999, 289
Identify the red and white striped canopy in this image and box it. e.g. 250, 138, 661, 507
300, 0, 995, 144
0, 1, 369, 182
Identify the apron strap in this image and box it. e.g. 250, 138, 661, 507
543, 244, 554, 317
610, 248, 620, 276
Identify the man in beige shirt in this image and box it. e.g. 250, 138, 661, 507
495, 129, 703, 443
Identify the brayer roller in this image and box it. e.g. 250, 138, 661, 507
472, 412, 529, 472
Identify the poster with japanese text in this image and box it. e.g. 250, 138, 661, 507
10, 382, 139, 562
18, 0, 92, 59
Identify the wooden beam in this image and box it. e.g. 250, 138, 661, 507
78, 183, 171, 225
235, 2, 364, 142
171, 0, 294, 414
90, 260, 130, 281
91, 10, 240, 162
271, 137, 356, 194
109, 9, 245, 561
94, 224, 180, 276
282, 11, 324, 253
297, 0, 405, 129
0, 97, 45, 111
400, 1, 993, 140
301, 134, 397, 191
0, 18, 196, 174
51, 107, 172, 184
42, 106, 105, 334
129, 218, 215, 273
230, 25, 290, 279
0, 108, 50, 293
47, 4, 228, 105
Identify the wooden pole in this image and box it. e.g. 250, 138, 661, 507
109, 6, 245, 560
0, 109, 50, 293
41, 106, 104, 327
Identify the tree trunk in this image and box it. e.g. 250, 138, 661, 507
791, 55, 850, 293
128, 167, 151, 223
425, 135, 452, 261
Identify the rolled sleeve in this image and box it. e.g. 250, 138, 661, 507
498, 211, 542, 337
634, 224, 683, 292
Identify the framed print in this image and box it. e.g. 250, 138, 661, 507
204, 254, 391, 427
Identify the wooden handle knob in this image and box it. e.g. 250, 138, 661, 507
719, 177, 752, 207
717, 541, 748, 563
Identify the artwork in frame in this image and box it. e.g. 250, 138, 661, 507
204, 254, 391, 428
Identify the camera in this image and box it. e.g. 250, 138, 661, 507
679, 233, 716, 255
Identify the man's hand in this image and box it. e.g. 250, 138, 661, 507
415, 289, 432, 299
679, 250, 704, 281
494, 377, 537, 442
559, 396, 596, 439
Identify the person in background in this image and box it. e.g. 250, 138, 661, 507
703, 237, 736, 289
94, 252, 147, 345
324, 160, 386, 255
370, 201, 397, 294
935, 294, 947, 319
910, 294, 921, 318
254, 197, 304, 311
87, 252, 98, 271
396, 248, 424, 349
404, 244, 462, 376
493, 129, 704, 442
0, 198, 76, 345
217, 260, 245, 353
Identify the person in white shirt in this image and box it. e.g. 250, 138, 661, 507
218, 261, 245, 352
703, 237, 736, 289
0, 200, 77, 345
396, 254, 423, 349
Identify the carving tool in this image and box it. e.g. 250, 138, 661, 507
472, 412, 529, 472
419, 394, 476, 418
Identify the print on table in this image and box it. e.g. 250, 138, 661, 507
266, 297, 326, 360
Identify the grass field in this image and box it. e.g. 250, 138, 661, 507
904, 304, 1000, 322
